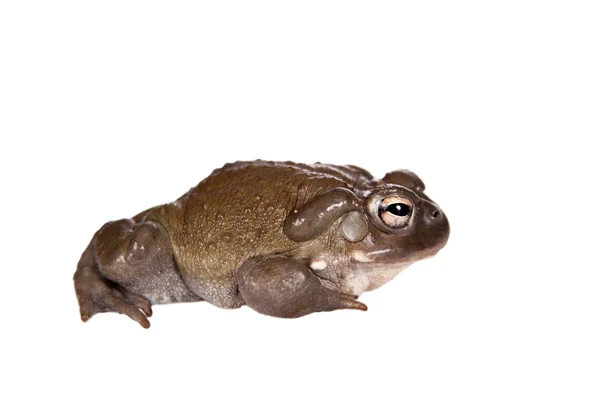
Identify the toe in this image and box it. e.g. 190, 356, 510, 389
114, 301, 151, 329
318, 288, 368, 312
76, 292, 97, 323
124, 292, 153, 317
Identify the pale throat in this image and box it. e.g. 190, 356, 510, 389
308, 250, 413, 296
345, 262, 413, 296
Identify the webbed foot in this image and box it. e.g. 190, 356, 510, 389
74, 243, 153, 328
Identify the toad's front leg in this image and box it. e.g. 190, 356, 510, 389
235, 255, 367, 318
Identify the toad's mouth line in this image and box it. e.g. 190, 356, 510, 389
351, 249, 436, 266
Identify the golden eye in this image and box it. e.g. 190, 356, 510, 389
378, 197, 413, 228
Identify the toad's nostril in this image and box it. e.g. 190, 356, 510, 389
431, 209, 440, 219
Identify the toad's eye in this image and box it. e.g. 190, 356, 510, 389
387, 203, 410, 217
378, 197, 413, 228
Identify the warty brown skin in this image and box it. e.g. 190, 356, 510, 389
74, 161, 450, 328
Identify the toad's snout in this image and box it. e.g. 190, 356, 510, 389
419, 200, 450, 252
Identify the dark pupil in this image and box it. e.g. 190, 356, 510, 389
388, 203, 410, 217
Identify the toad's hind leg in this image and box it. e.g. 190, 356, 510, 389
235, 255, 367, 318
74, 218, 200, 328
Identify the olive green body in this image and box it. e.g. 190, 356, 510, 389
143, 161, 374, 307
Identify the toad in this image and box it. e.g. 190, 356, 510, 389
74, 161, 450, 328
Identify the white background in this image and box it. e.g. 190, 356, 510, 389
1, 1, 598, 399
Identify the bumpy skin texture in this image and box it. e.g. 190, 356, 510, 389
74, 161, 450, 328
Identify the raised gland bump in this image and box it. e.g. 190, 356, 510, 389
283, 187, 362, 242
